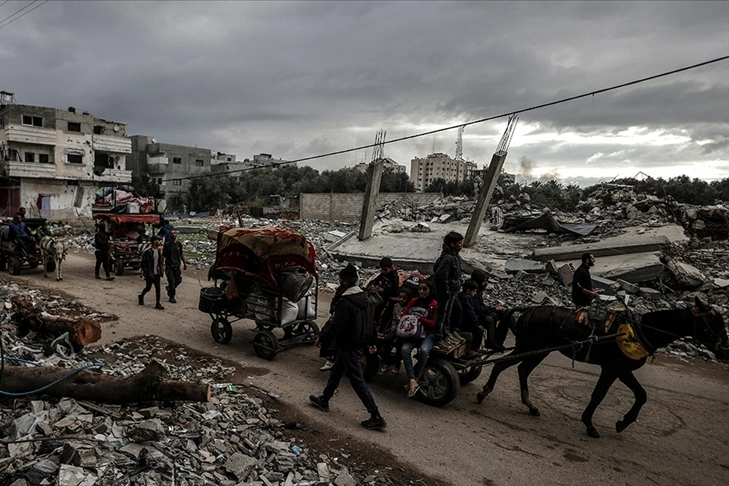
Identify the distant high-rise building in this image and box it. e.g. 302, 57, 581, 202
409, 153, 476, 191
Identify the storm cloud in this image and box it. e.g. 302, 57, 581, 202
0, 1, 727, 186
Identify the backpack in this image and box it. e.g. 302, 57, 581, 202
395, 314, 424, 340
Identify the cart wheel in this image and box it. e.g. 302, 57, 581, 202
253, 330, 279, 360
363, 352, 380, 383
418, 357, 460, 407
8, 257, 22, 275
458, 364, 483, 385
210, 315, 233, 344
0, 254, 6, 271
115, 259, 125, 276
296, 321, 320, 342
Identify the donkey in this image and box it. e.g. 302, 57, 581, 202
475, 297, 728, 438
40, 236, 68, 281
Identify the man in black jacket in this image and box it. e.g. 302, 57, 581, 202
433, 231, 465, 347
94, 223, 115, 281
162, 230, 187, 303
310, 264, 387, 431
138, 236, 165, 310
572, 253, 601, 306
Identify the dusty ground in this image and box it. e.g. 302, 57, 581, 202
4, 252, 729, 486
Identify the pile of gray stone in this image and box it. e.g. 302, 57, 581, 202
0, 285, 406, 486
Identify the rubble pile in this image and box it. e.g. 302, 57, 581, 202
0, 287, 406, 486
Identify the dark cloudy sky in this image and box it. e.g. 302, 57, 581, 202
1, 1, 727, 186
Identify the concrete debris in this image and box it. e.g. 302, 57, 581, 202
0, 287, 402, 486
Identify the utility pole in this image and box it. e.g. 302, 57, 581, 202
464, 115, 518, 247
358, 130, 386, 241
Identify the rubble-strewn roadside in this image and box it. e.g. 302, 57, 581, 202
0, 283, 435, 486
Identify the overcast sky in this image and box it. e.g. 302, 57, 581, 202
1, 1, 727, 186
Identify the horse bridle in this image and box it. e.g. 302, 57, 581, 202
690, 306, 729, 352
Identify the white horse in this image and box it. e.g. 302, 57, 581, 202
40, 236, 68, 281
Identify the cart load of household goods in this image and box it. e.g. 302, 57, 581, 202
199, 226, 319, 359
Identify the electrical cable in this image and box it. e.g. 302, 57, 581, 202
0, 0, 47, 30
170, 54, 729, 183
0, 2, 11, 9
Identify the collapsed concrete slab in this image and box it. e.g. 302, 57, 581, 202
532, 235, 671, 261
504, 258, 546, 274
502, 213, 601, 237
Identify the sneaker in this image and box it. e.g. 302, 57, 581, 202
309, 395, 330, 412
95, 275, 101, 280
105, 276, 115, 281
154, 303, 165, 310
169, 297, 177, 303
319, 360, 335, 372
138, 295, 144, 305
361, 415, 387, 431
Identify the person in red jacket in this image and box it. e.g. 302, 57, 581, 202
400, 279, 439, 398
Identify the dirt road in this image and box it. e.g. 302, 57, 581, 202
6, 252, 729, 486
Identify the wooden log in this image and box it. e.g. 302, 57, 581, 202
0, 361, 211, 403
11, 296, 102, 350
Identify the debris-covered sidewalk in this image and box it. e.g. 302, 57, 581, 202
0, 284, 423, 486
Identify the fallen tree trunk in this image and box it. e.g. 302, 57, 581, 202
0, 361, 211, 403
11, 296, 102, 350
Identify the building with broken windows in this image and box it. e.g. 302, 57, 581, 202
410, 152, 477, 191
127, 136, 215, 210
0, 91, 132, 219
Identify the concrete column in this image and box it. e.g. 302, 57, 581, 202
358, 160, 384, 241
464, 152, 507, 247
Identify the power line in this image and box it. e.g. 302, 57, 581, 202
0, 2, 11, 9
174, 54, 729, 184
0, 0, 48, 30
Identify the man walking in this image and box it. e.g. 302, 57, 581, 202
572, 253, 601, 306
309, 264, 387, 431
94, 223, 115, 281
162, 230, 187, 303
139, 236, 164, 310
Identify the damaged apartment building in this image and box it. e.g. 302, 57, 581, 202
126, 136, 220, 211
0, 91, 132, 219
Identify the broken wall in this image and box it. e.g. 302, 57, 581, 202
18, 179, 96, 220
300, 192, 441, 221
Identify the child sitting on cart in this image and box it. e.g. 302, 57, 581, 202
400, 279, 438, 398
378, 287, 412, 376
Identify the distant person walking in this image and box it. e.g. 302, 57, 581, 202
162, 230, 187, 303
94, 223, 115, 281
572, 253, 602, 306
309, 264, 387, 431
139, 236, 165, 310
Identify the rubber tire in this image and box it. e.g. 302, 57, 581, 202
418, 357, 460, 407
363, 352, 380, 383
458, 364, 483, 385
8, 257, 21, 275
253, 330, 279, 360
210, 315, 233, 344
46, 259, 56, 273
296, 321, 320, 342
0, 254, 6, 271
115, 259, 125, 276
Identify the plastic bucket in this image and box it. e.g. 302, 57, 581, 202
198, 286, 225, 313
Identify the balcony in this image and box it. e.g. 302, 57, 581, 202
147, 155, 169, 174
3, 124, 56, 145
93, 168, 133, 184
5, 161, 56, 178
93, 134, 132, 153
